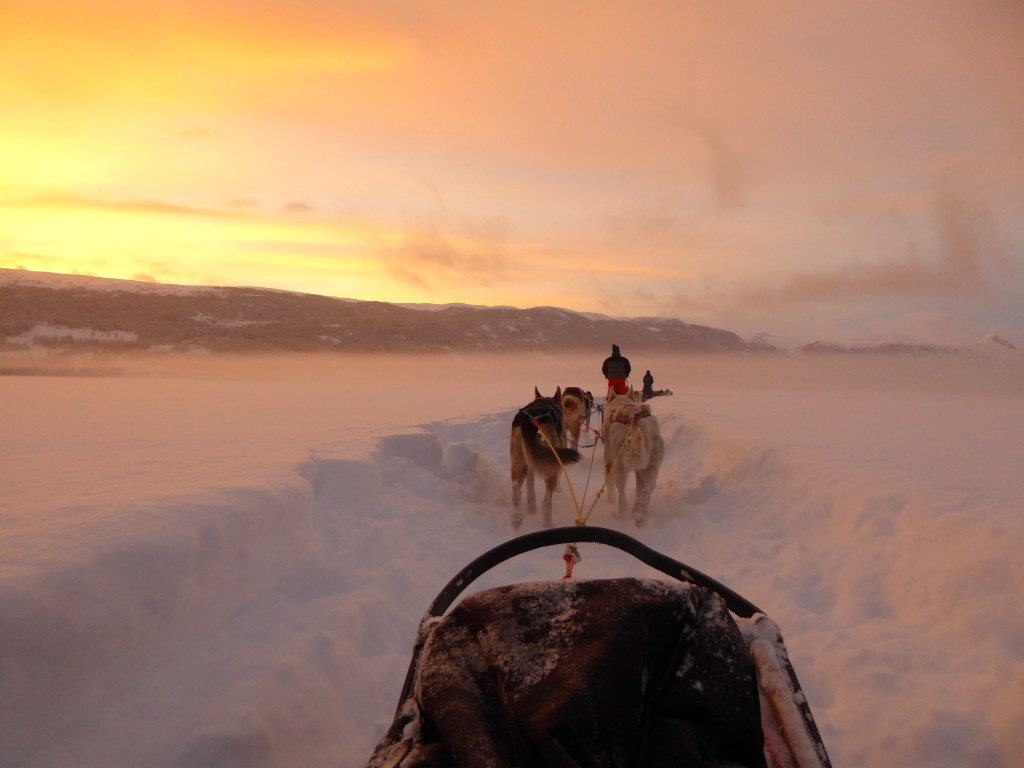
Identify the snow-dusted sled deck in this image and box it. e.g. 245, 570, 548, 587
365, 527, 832, 768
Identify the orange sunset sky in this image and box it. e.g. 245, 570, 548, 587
2, 0, 1022, 345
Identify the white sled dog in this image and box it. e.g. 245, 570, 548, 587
510, 387, 582, 530
602, 391, 664, 526
561, 386, 594, 449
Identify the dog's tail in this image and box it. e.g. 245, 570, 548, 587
532, 444, 581, 470
543, 444, 582, 467
513, 410, 581, 468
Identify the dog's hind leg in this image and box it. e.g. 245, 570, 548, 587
632, 469, 651, 527
610, 473, 626, 520
602, 444, 618, 504
510, 429, 528, 530
632, 451, 662, 527
609, 464, 627, 519
525, 468, 537, 517
510, 471, 537, 528
511, 473, 526, 530
541, 473, 560, 528
604, 463, 618, 504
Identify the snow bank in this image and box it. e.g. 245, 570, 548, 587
1, 478, 312, 762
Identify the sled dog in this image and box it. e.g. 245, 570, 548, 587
561, 386, 595, 448
510, 387, 582, 529
602, 392, 664, 526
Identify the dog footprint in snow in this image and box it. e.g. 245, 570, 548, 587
680, 473, 718, 504
441, 442, 479, 476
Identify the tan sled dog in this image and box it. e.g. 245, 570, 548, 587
510, 387, 582, 530
602, 392, 664, 526
561, 386, 594, 449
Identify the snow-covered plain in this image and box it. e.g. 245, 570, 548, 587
2, 352, 1022, 768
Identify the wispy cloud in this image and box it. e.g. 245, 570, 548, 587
219, 196, 262, 211
654, 184, 1022, 343
739, 188, 1009, 308
11, 193, 247, 219
382, 227, 508, 291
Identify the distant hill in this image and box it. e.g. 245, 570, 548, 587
0, 269, 771, 357
795, 336, 1018, 357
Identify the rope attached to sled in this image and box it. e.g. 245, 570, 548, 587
577, 418, 636, 524
533, 418, 590, 577
571, 418, 603, 449
534, 399, 642, 530
532, 418, 583, 522
534, 398, 643, 577
568, 403, 603, 449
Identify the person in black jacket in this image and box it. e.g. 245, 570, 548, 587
641, 370, 654, 402
601, 345, 631, 396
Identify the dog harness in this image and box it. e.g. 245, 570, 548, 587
610, 406, 650, 426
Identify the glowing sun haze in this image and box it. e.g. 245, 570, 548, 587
2, 0, 1022, 345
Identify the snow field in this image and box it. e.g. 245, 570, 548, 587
1, 352, 1022, 767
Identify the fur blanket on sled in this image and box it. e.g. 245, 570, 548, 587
365, 578, 767, 767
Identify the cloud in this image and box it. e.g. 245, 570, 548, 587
220, 196, 262, 211
866, 311, 991, 344
381, 226, 508, 291
753, 187, 1009, 307
677, 119, 746, 213
13, 193, 245, 219
281, 201, 315, 213
652, 183, 1023, 344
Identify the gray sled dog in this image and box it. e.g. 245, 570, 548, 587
561, 386, 594, 448
510, 387, 582, 529
602, 391, 664, 526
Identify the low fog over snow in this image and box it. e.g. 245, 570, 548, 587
2, 352, 1023, 767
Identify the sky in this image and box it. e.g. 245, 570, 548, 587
2, 0, 1022, 345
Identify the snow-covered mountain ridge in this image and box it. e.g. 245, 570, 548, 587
0, 269, 765, 356
796, 336, 1017, 357
1, 269, 1017, 360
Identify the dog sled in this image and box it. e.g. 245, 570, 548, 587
364, 526, 833, 768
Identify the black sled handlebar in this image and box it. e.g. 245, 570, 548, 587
424, 525, 763, 620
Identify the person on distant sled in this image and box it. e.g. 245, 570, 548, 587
642, 370, 655, 401
641, 369, 674, 402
